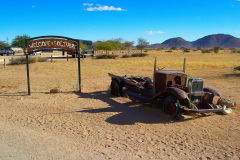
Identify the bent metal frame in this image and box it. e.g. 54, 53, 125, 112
25, 36, 82, 95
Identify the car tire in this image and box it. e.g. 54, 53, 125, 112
162, 95, 181, 119
110, 79, 122, 97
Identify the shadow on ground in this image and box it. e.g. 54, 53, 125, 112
74, 91, 206, 125
222, 73, 240, 78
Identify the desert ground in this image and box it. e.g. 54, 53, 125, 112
0, 50, 239, 160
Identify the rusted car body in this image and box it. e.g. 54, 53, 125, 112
108, 61, 232, 119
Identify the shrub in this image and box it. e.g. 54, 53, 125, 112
213, 46, 221, 53
9, 57, 36, 65
166, 50, 172, 52
131, 53, 148, 57
183, 48, 190, 52
122, 54, 131, 58
96, 54, 118, 59
9, 56, 49, 65
234, 66, 240, 71
232, 49, 240, 53
38, 57, 48, 62
201, 49, 211, 53
171, 46, 177, 50
231, 49, 236, 53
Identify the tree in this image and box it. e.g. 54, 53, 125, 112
0, 41, 8, 47
11, 35, 30, 49
80, 41, 88, 50
123, 41, 134, 51
94, 41, 114, 54
171, 46, 177, 50
108, 39, 123, 50
136, 38, 149, 53
213, 46, 221, 53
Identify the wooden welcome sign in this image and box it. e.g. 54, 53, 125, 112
27, 39, 77, 52
26, 36, 79, 53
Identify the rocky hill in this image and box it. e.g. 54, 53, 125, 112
149, 34, 240, 49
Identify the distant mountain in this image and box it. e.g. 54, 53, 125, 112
149, 34, 240, 49
161, 37, 192, 48
192, 34, 240, 48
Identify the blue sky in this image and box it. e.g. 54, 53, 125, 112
0, 0, 240, 44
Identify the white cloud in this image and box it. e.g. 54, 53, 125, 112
85, 4, 126, 11
146, 30, 165, 35
83, 3, 93, 6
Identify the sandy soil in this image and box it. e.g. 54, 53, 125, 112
0, 52, 239, 159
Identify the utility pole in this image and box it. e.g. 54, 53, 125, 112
6, 37, 9, 46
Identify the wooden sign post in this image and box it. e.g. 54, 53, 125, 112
25, 36, 82, 95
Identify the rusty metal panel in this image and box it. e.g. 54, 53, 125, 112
27, 39, 77, 52
154, 71, 187, 93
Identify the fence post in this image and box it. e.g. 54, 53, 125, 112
4, 58, 6, 68
67, 54, 68, 61
78, 42, 81, 93
183, 58, 186, 73
51, 55, 53, 63
26, 54, 31, 95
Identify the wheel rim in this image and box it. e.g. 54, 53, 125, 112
164, 98, 177, 116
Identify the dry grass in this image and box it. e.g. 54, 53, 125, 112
0, 50, 240, 159
1, 51, 239, 98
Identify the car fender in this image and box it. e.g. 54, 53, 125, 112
203, 87, 221, 97
164, 87, 188, 100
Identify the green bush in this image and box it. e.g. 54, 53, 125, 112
166, 50, 172, 52
9, 57, 36, 65
183, 48, 190, 52
38, 57, 48, 62
9, 56, 49, 65
234, 66, 240, 71
201, 49, 211, 53
96, 54, 118, 59
213, 46, 221, 53
122, 54, 131, 58
232, 49, 240, 53
131, 53, 148, 57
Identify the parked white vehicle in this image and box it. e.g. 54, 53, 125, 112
32, 51, 42, 55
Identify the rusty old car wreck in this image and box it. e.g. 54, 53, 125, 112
108, 59, 234, 119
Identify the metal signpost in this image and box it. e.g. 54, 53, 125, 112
25, 36, 82, 95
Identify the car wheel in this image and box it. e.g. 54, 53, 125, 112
110, 79, 121, 97
163, 96, 180, 119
